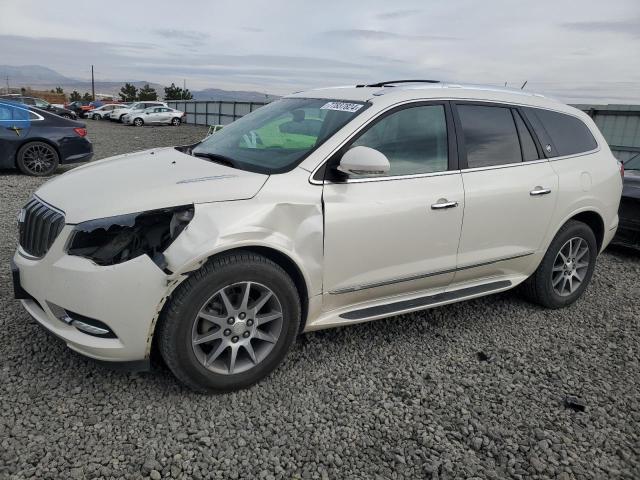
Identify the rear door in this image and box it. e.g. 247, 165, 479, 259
452, 102, 559, 283
0, 103, 35, 168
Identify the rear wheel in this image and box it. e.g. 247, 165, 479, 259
157, 251, 301, 392
16, 141, 59, 176
92, 113, 100, 120
522, 220, 597, 308
171, 117, 181, 126
133, 118, 144, 127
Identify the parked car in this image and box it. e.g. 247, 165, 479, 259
110, 101, 167, 123
66, 101, 93, 118
612, 154, 640, 249
12, 81, 622, 391
0, 100, 92, 176
123, 106, 185, 126
0, 95, 77, 120
89, 104, 124, 120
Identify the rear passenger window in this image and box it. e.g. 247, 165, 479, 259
457, 105, 521, 168
513, 110, 539, 161
525, 108, 597, 157
350, 104, 449, 176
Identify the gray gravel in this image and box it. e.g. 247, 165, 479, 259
1, 120, 640, 479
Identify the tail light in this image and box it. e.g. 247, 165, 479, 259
74, 127, 87, 137
182, 112, 186, 117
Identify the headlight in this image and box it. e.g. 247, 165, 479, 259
67, 205, 194, 267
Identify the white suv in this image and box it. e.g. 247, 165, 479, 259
12, 81, 622, 392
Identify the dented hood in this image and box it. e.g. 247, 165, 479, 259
36, 147, 269, 223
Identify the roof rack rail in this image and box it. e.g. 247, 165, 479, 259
356, 79, 440, 88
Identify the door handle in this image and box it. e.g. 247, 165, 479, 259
530, 187, 552, 196
431, 199, 459, 210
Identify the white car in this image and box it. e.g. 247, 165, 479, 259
110, 101, 167, 123
123, 106, 185, 126
13, 80, 623, 392
89, 104, 126, 120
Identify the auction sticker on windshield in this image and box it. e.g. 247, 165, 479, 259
320, 102, 363, 113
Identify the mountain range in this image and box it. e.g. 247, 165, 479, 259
0, 65, 278, 102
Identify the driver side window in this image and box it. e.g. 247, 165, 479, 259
350, 105, 449, 177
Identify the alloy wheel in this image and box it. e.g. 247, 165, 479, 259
22, 143, 56, 175
551, 237, 590, 296
191, 281, 284, 375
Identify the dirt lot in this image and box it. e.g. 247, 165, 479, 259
1, 120, 639, 479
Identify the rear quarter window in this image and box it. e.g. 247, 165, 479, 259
524, 108, 597, 157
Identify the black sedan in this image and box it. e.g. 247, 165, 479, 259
614, 154, 640, 249
0, 100, 93, 176
0, 95, 77, 120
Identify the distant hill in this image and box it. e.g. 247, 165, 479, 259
1, 65, 278, 101
191, 88, 279, 103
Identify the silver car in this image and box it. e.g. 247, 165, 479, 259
124, 106, 185, 126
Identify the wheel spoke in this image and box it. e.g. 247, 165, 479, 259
560, 277, 568, 294
193, 329, 223, 345
219, 288, 235, 315
244, 342, 257, 364
567, 276, 574, 293
256, 312, 282, 326
228, 345, 239, 374
252, 291, 273, 313
198, 311, 227, 326
254, 329, 277, 344
204, 342, 227, 366
239, 282, 252, 311
552, 273, 564, 286
576, 247, 589, 261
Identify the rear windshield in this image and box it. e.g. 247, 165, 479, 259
192, 98, 369, 174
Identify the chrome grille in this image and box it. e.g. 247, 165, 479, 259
18, 197, 65, 258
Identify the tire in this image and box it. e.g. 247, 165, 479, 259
60, 114, 72, 119
92, 114, 99, 120
157, 251, 301, 392
133, 118, 144, 127
171, 117, 181, 126
16, 141, 59, 176
522, 220, 597, 309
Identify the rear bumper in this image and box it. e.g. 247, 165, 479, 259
60, 138, 93, 164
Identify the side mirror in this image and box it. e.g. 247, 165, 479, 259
337, 146, 390, 176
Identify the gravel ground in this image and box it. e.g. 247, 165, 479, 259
1, 120, 639, 479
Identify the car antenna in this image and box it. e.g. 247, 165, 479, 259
520, 80, 528, 90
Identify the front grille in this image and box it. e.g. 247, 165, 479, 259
19, 197, 65, 258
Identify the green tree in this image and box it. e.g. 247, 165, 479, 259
55, 86, 64, 94
138, 84, 158, 101
69, 90, 81, 101
82, 92, 93, 102
164, 82, 193, 100
119, 83, 138, 102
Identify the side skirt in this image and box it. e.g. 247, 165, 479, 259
339, 280, 512, 321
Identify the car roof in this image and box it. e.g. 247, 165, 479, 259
286, 81, 578, 115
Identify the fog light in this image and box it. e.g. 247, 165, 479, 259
71, 320, 110, 336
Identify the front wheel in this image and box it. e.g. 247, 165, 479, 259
157, 251, 301, 392
92, 113, 99, 120
133, 118, 144, 127
171, 117, 181, 126
522, 220, 597, 309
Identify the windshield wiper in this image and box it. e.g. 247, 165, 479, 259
192, 151, 238, 169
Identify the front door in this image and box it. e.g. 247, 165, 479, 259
322, 102, 464, 311
452, 102, 559, 282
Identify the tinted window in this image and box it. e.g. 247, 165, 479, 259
526, 108, 597, 157
513, 110, 539, 161
350, 105, 448, 176
458, 105, 521, 168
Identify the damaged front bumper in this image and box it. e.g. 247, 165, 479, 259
13, 225, 173, 365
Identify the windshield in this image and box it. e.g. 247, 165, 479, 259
191, 98, 368, 174
625, 153, 640, 170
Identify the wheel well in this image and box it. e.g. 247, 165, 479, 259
570, 211, 605, 252
209, 246, 309, 331
14, 139, 61, 168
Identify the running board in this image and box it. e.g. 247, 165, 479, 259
339, 280, 512, 320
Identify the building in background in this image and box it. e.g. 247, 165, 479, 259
576, 104, 640, 162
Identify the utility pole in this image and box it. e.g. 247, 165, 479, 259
5, 75, 9, 94
91, 65, 95, 100
183, 79, 186, 100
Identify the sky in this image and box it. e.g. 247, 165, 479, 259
0, 0, 639, 103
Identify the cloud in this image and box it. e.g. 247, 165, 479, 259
323, 29, 456, 41
376, 9, 422, 20
562, 18, 640, 37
